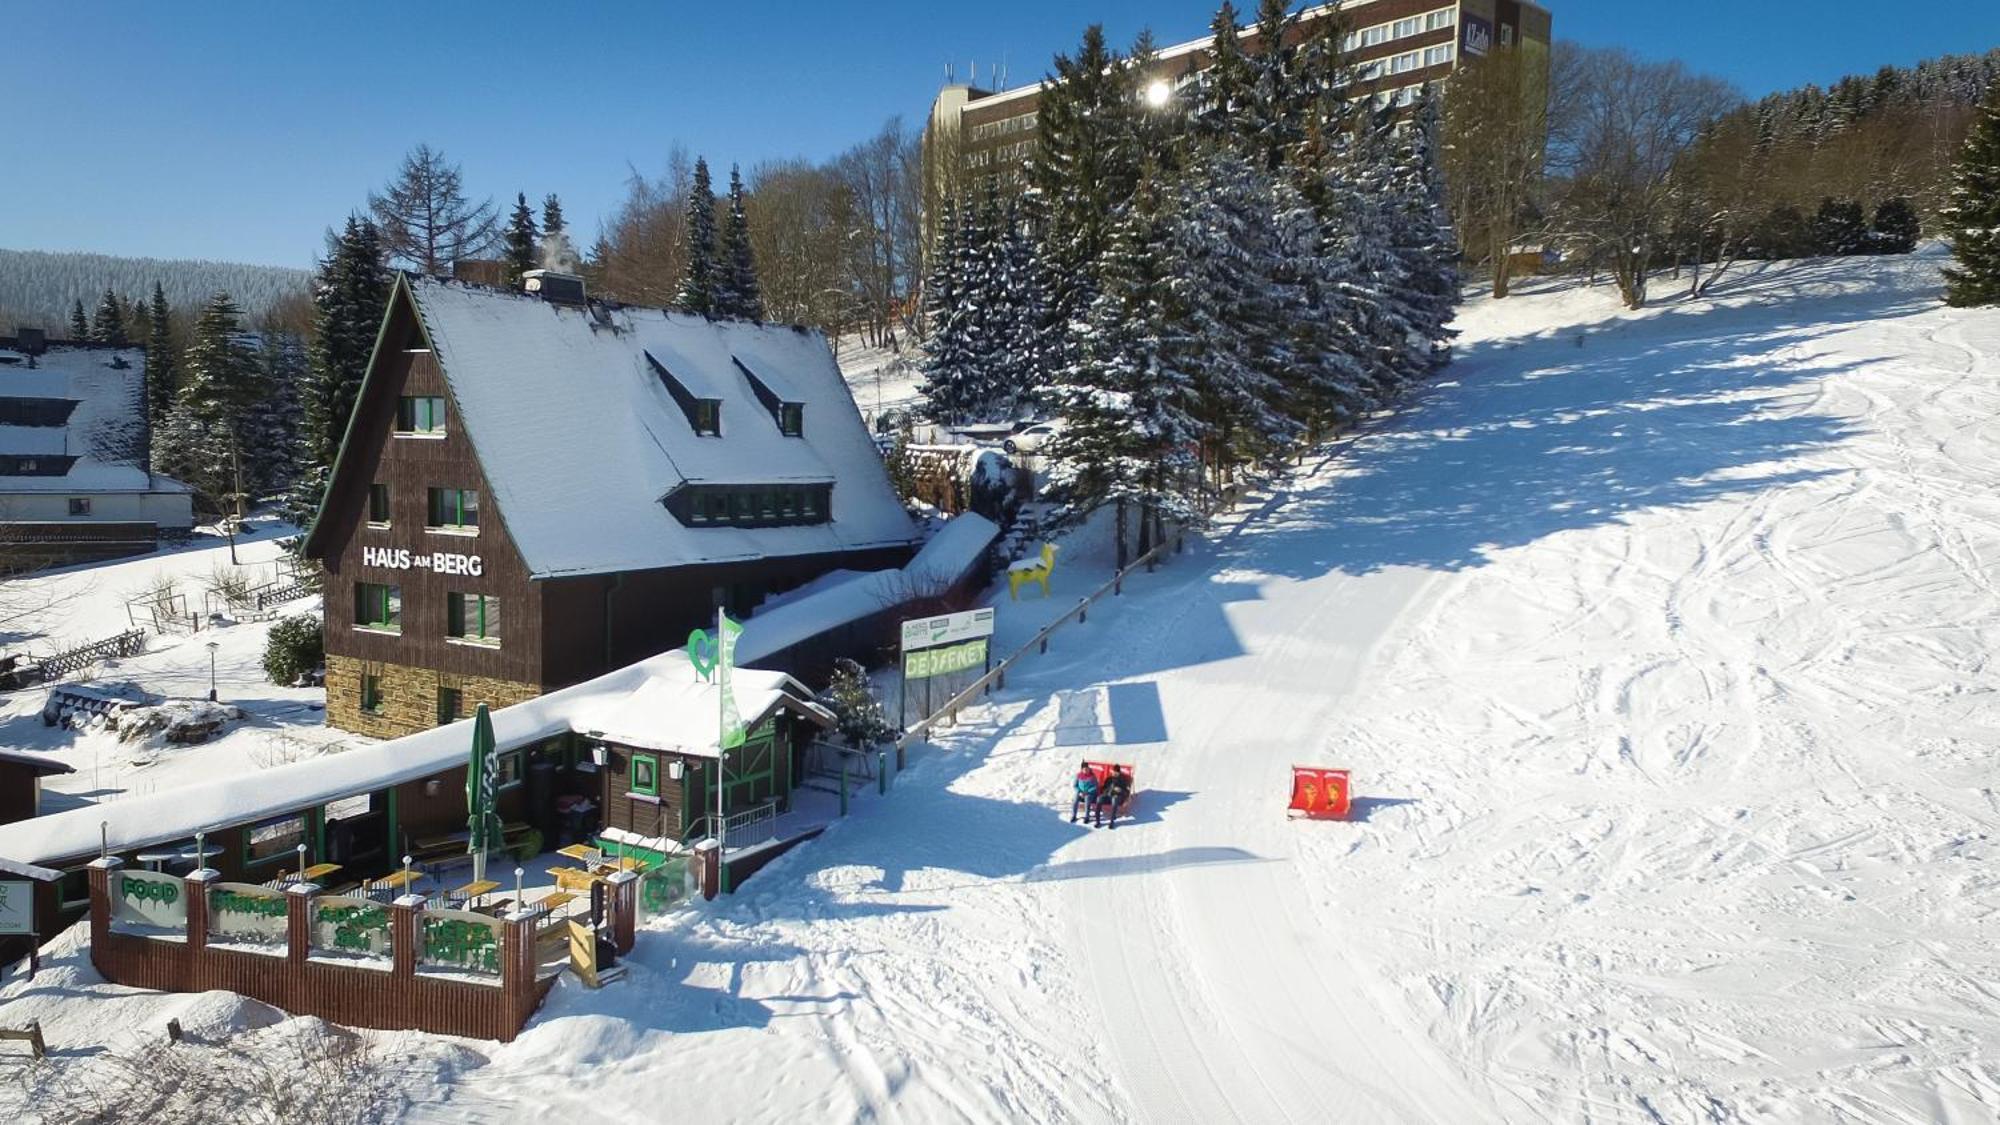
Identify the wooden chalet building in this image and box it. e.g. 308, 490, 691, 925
305, 272, 920, 739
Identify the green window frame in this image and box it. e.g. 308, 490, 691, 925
427, 487, 479, 531
367, 483, 391, 525
630, 752, 660, 797
360, 673, 385, 714
447, 591, 500, 644
354, 582, 401, 632
395, 396, 447, 434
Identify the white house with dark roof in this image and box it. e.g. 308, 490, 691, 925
0, 336, 192, 568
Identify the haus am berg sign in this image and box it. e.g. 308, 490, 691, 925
363, 546, 484, 576
900, 608, 995, 652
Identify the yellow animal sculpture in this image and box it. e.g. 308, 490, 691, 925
1008, 543, 1060, 600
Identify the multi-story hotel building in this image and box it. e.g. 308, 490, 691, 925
923, 0, 1552, 217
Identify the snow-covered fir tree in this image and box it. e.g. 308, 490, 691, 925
541, 193, 565, 238
145, 283, 176, 427
287, 217, 390, 527
824, 658, 896, 747
677, 157, 721, 316
246, 332, 305, 497
918, 201, 985, 423
90, 288, 127, 346
715, 165, 765, 320
1046, 173, 1202, 568
503, 192, 539, 284
1943, 85, 2000, 307
67, 299, 88, 340
155, 292, 260, 513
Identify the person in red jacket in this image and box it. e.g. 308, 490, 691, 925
1071, 762, 1100, 824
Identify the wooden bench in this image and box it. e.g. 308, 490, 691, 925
536, 891, 578, 912
447, 879, 500, 906
287, 863, 342, 885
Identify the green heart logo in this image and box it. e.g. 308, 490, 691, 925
688, 628, 717, 680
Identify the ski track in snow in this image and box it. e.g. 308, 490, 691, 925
404, 250, 2000, 1123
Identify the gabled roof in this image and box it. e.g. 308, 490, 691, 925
0, 345, 187, 494
314, 276, 917, 579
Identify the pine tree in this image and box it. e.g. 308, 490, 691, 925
245, 332, 305, 496
1870, 197, 1921, 254
90, 287, 128, 346
541, 193, 566, 238
918, 200, 986, 423
824, 658, 895, 747
715, 165, 765, 320
288, 217, 391, 528
502, 192, 539, 284
1194, 3, 1254, 143
1811, 198, 1869, 255
145, 283, 177, 425
155, 293, 260, 513
676, 157, 721, 315
1046, 172, 1202, 567
1031, 26, 1146, 376
1943, 85, 2000, 306
1243, 0, 1307, 172
68, 299, 88, 340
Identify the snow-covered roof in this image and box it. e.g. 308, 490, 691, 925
0, 647, 822, 869
737, 513, 1000, 666
0, 345, 190, 495
0, 749, 75, 776
402, 278, 919, 578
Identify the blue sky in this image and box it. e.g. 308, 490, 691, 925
4, 1, 1996, 268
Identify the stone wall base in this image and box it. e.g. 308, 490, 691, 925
325, 653, 540, 739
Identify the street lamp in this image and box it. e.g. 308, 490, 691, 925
205, 641, 219, 702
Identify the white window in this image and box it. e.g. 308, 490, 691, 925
1389, 51, 1421, 75
1427, 9, 1457, 31
1393, 16, 1422, 38
1424, 44, 1455, 68
1397, 85, 1420, 107
1357, 60, 1383, 81
1358, 25, 1389, 48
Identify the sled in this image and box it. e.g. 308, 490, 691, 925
1287, 766, 1350, 820
1075, 760, 1137, 822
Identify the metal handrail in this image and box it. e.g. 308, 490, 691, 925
893, 477, 1265, 756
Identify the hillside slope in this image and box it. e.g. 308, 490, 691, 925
0, 248, 310, 330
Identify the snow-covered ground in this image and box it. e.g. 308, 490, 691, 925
11, 248, 1999, 1123
836, 333, 925, 431
0, 518, 353, 815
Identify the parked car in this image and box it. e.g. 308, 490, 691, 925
1004, 420, 1063, 455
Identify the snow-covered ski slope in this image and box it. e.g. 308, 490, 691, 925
427, 248, 1999, 1124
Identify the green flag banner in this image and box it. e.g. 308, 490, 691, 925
717, 612, 746, 750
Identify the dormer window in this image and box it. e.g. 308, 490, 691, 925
779, 402, 803, 437
695, 399, 721, 436
733, 356, 805, 437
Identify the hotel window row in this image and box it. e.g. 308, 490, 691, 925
353, 581, 501, 646
1359, 43, 1453, 81
1344, 7, 1455, 53
968, 113, 1037, 142
672, 483, 832, 528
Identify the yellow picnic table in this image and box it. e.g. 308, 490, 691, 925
556, 843, 599, 862
537, 891, 577, 911
449, 879, 501, 904
287, 862, 342, 884
371, 869, 423, 892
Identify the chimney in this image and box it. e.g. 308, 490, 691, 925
522, 270, 587, 306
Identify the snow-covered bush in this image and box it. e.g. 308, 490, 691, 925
263, 613, 323, 685
824, 658, 895, 748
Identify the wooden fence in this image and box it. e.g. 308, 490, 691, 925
38, 629, 146, 680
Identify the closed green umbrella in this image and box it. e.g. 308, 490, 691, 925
467, 703, 502, 884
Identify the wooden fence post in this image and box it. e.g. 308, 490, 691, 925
390, 895, 424, 978
606, 870, 639, 954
